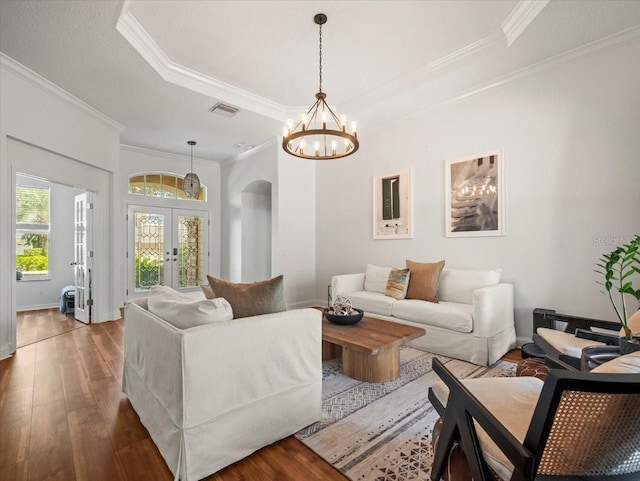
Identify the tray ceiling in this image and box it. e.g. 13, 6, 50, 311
1, 0, 639, 162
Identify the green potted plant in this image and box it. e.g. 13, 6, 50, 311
595, 234, 640, 351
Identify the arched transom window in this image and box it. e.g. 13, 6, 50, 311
128, 173, 206, 201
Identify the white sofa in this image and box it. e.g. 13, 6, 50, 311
123, 297, 322, 481
331, 268, 516, 365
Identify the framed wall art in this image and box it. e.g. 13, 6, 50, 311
373, 169, 412, 239
445, 149, 504, 237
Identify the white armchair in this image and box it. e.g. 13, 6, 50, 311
123, 298, 322, 481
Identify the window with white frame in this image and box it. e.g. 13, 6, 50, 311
16, 186, 50, 279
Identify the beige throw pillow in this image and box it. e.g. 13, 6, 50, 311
591, 351, 640, 374
147, 285, 233, 329
364, 264, 393, 293
200, 284, 215, 299
620, 309, 640, 336
385, 268, 411, 300
207, 274, 287, 319
405, 260, 445, 303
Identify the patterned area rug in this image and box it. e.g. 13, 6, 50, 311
296, 347, 516, 481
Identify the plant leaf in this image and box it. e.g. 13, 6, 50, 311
622, 270, 635, 280
620, 282, 633, 293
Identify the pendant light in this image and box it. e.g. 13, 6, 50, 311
282, 13, 359, 160
184, 140, 200, 198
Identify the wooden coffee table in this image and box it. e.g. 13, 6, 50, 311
322, 314, 426, 383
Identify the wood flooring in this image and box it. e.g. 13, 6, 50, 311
16, 308, 85, 348
1, 308, 523, 481
1, 310, 347, 481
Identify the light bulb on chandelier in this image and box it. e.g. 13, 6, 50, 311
282, 13, 359, 160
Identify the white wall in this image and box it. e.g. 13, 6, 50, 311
221, 139, 317, 307
221, 142, 278, 282
241, 182, 272, 283
316, 41, 640, 342
15, 176, 84, 310
277, 150, 317, 307
0, 56, 122, 359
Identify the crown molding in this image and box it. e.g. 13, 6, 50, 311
342, 29, 504, 116
442, 24, 640, 107
0, 53, 124, 133
116, 9, 288, 122
372, 25, 640, 131
502, 0, 550, 47
115, 3, 637, 138
120, 143, 217, 166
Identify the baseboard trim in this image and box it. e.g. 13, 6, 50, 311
0, 342, 15, 361
288, 299, 325, 310
16, 303, 59, 312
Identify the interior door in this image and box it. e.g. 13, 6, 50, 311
73, 193, 92, 323
127, 205, 208, 298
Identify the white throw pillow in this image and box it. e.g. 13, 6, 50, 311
147, 285, 233, 329
438, 268, 501, 304
364, 264, 393, 294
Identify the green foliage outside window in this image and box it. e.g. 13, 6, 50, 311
135, 256, 163, 288
16, 253, 48, 271
16, 186, 50, 277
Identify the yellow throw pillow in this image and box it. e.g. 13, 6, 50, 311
405, 260, 445, 303
206, 274, 287, 319
385, 268, 411, 300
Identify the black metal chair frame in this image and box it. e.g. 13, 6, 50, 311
428, 357, 640, 481
532, 308, 622, 369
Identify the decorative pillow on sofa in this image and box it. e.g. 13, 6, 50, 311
207, 274, 287, 319
405, 259, 445, 303
438, 268, 501, 304
200, 284, 215, 299
385, 268, 411, 300
364, 264, 392, 293
147, 285, 233, 329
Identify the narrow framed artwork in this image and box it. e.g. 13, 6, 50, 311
445, 149, 504, 237
373, 169, 412, 239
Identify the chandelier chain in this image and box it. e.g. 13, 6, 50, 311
318, 22, 322, 93
184, 140, 200, 198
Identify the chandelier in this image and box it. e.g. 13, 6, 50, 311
282, 13, 359, 160
183, 140, 201, 198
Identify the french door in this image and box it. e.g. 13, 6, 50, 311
73, 193, 92, 323
127, 205, 209, 298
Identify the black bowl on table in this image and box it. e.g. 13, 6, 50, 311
323, 308, 364, 325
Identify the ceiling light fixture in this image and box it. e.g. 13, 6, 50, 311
282, 13, 359, 160
183, 140, 201, 198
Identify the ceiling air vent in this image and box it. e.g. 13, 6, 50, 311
209, 102, 239, 118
